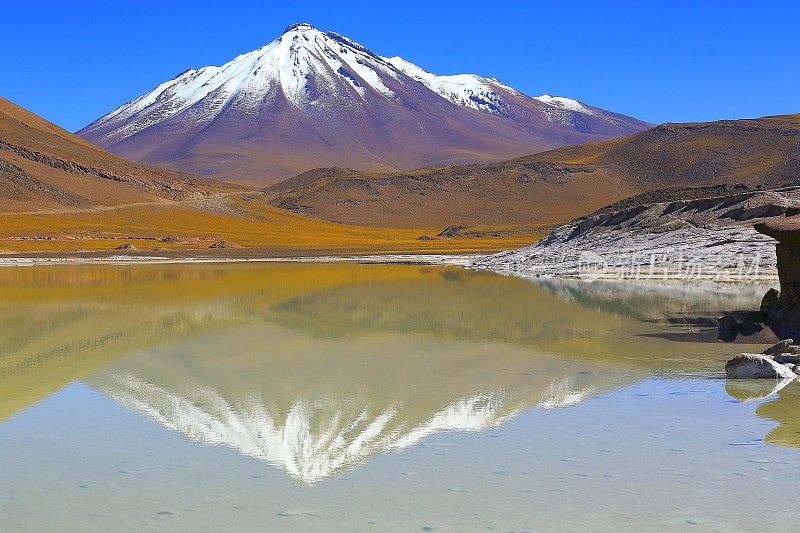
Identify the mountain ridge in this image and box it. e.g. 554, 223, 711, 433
264, 113, 800, 227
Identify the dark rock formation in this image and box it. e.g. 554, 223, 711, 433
717, 313, 767, 342
755, 213, 800, 340
209, 241, 241, 249
437, 225, 469, 238
763, 339, 797, 355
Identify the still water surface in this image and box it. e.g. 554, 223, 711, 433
0, 263, 798, 531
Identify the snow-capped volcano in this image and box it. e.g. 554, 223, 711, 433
79, 23, 649, 184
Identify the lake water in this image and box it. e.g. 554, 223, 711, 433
1, 263, 798, 531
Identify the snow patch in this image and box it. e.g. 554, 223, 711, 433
534, 94, 594, 115
384, 56, 513, 114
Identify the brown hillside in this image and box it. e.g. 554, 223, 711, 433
530, 114, 800, 188
265, 114, 800, 227
0, 97, 239, 212
0, 99, 552, 257
0, 98, 540, 254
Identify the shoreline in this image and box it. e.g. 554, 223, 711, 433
0, 250, 779, 282
0, 252, 485, 267
482, 265, 780, 282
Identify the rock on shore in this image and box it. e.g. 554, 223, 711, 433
474, 186, 800, 280
755, 211, 800, 339
726, 340, 800, 379
725, 353, 797, 379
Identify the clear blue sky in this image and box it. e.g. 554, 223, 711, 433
1, 0, 797, 131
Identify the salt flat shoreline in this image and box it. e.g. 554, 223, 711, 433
0, 251, 779, 282
0, 253, 483, 267
480, 263, 780, 282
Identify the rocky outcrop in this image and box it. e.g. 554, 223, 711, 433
763, 339, 800, 356
0, 160, 85, 206
755, 212, 800, 339
474, 186, 800, 280
0, 139, 130, 184
725, 353, 797, 379
756, 210, 800, 284
209, 240, 242, 249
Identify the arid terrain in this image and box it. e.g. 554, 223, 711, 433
0, 97, 239, 212
0, 97, 543, 254
5, 92, 798, 257
265, 114, 800, 228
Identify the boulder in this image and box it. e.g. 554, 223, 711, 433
761, 288, 781, 311
725, 353, 797, 379
774, 354, 800, 364
739, 320, 764, 337
717, 311, 768, 341
763, 339, 796, 355
755, 215, 800, 339
209, 240, 241, 249
718, 315, 740, 342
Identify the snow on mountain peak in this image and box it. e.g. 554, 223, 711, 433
283, 22, 317, 33
88, 26, 404, 140
91, 26, 607, 140
79, 25, 650, 182
381, 57, 598, 121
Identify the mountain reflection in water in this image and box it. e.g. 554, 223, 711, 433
88, 326, 632, 484
1, 262, 790, 483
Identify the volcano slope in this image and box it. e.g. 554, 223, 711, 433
78, 23, 648, 185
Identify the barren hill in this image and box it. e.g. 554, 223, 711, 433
0, 97, 237, 212
265, 114, 800, 227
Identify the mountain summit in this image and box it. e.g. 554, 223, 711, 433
79, 24, 649, 184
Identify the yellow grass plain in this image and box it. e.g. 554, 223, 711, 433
0, 196, 546, 255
